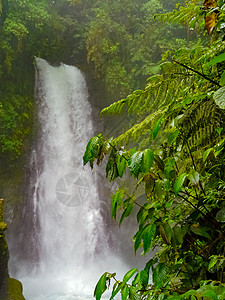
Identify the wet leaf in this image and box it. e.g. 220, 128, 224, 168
213, 86, 225, 109
203, 148, 213, 162
174, 173, 188, 196
117, 156, 127, 177
153, 263, 168, 289
141, 149, 154, 174
188, 170, 199, 185
128, 151, 143, 178
143, 223, 156, 253
220, 70, 225, 86
121, 284, 129, 300
94, 272, 107, 300
83, 134, 103, 168
191, 226, 211, 239
119, 202, 134, 227
110, 282, 123, 300
152, 115, 164, 139
123, 268, 138, 283
111, 189, 124, 219
159, 223, 172, 245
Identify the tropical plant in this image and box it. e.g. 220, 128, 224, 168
83, 0, 225, 299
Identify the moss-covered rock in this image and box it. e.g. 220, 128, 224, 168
0, 199, 25, 300
8, 278, 25, 300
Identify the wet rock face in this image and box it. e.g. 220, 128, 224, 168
0, 199, 25, 300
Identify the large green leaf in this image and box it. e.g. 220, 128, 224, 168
106, 149, 119, 181
213, 86, 225, 109
121, 284, 129, 300
220, 70, 225, 86
141, 149, 154, 174
111, 189, 124, 219
83, 134, 103, 168
159, 223, 173, 245
123, 268, 138, 283
174, 173, 188, 196
143, 223, 156, 253
153, 263, 168, 289
94, 272, 107, 300
188, 170, 199, 186
152, 115, 164, 139
208, 256, 219, 270
128, 151, 143, 178
119, 202, 134, 227
139, 269, 149, 285
110, 282, 123, 300
208, 53, 225, 66
134, 226, 145, 254
168, 129, 180, 145
203, 148, 213, 162
137, 206, 149, 228
172, 226, 183, 245
117, 155, 127, 177
129, 286, 141, 300
191, 226, 211, 239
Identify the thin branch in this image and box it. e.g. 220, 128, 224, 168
124, 191, 146, 210
177, 192, 207, 217
173, 60, 221, 87
109, 142, 129, 161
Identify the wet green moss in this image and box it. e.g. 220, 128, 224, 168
0, 222, 7, 231
8, 278, 25, 300
0, 200, 25, 299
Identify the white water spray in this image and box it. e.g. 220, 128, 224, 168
17, 58, 129, 299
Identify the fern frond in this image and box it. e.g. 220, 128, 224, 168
156, 1, 202, 29
100, 98, 127, 116
112, 107, 168, 146
179, 98, 225, 151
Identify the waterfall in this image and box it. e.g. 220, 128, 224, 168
15, 58, 130, 300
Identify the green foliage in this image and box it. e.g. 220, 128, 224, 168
0, 95, 33, 157
83, 134, 105, 168
85, 0, 186, 98
214, 86, 225, 109
111, 189, 124, 219
83, 1, 225, 299
174, 173, 188, 196
0, 0, 83, 164
94, 272, 107, 300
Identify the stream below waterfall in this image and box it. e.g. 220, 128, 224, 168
9, 58, 140, 299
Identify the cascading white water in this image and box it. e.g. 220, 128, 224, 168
18, 58, 130, 300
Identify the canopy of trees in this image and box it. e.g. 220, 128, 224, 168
0, 0, 185, 169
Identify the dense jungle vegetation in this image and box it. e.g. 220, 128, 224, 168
2, 0, 225, 299
0, 0, 184, 170
83, 0, 225, 299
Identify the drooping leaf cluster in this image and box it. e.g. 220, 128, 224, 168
83, 1, 225, 299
